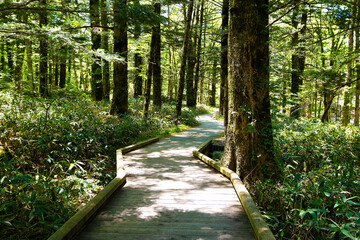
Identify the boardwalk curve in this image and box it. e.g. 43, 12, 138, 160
76, 114, 255, 240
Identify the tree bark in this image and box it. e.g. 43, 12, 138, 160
39, 0, 48, 97
209, 59, 217, 107
194, 0, 205, 108
133, 5, 143, 98
290, 2, 307, 118
110, 0, 128, 115
343, 4, 356, 126
220, 0, 278, 183
101, 0, 110, 100
90, 0, 103, 101
25, 39, 34, 92
152, 3, 162, 108
176, 0, 194, 118
220, 0, 229, 115
59, 46, 66, 88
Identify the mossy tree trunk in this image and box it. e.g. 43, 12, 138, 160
220, 0, 279, 183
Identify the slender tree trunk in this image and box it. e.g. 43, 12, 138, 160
6, 42, 13, 76
343, 4, 356, 126
144, 42, 154, 118
72, 49, 78, 87
54, 57, 59, 87
133, 3, 143, 99
110, 0, 128, 115
176, 0, 194, 118
101, 0, 110, 100
221, 0, 278, 182
25, 39, 34, 92
39, 0, 48, 97
194, 0, 205, 108
168, 46, 173, 99
186, 39, 196, 107
186, 3, 199, 107
152, 3, 162, 108
290, 2, 307, 118
90, 0, 103, 101
209, 59, 217, 107
59, 47, 66, 88
0, 43, 5, 72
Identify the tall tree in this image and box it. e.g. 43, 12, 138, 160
101, 0, 110, 100
342, 3, 355, 126
39, 0, 48, 97
90, 0, 103, 101
220, 0, 229, 132
152, 2, 162, 108
219, 0, 229, 115
221, 0, 279, 182
176, 0, 194, 118
290, 1, 307, 118
110, 0, 128, 115
133, 0, 143, 98
355, 0, 360, 126
193, 0, 205, 107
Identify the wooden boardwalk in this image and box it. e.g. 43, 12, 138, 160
76, 115, 255, 240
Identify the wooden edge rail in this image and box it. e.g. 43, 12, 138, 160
192, 140, 276, 240
48, 137, 160, 240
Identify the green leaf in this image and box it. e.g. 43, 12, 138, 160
2, 220, 12, 226
340, 228, 355, 240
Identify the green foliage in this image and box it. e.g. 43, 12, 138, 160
0, 89, 205, 239
251, 118, 360, 240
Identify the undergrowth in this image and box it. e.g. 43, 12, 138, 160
0, 89, 210, 239
251, 118, 360, 240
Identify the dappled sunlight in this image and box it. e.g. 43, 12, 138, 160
77, 114, 254, 239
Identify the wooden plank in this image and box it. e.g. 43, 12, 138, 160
75, 115, 255, 240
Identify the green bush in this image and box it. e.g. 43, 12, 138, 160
251, 118, 360, 240
0, 89, 207, 239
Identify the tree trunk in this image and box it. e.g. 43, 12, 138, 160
101, 0, 110, 100
290, 2, 307, 118
110, 0, 128, 115
144, 42, 154, 118
355, 0, 360, 126
25, 39, 34, 92
209, 59, 217, 107
220, 0, 229, 132
90, 0, 103, 101
186, 39, 196, 107
176, 0, 194, 118
39, 0, 48, 97
59, 46, 66, 88
6, 42, 13, 76
133, 5, 143, 98
186, 3, 199, 108
343, 4, 355, 126
220, 0, 278, 183
152, 3, 162, 108
194, 0, 205, 108
220, 0, 229, 116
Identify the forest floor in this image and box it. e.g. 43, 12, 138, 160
76, 114, 255, 240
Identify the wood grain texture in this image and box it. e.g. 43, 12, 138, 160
76, 115, 255, 240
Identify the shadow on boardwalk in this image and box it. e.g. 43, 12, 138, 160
76, 114, 255, 240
